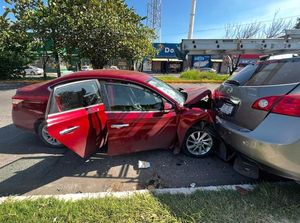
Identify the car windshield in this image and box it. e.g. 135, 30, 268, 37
147, 77, 185, 106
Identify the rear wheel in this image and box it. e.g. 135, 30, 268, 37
183, 125, 216, 158
37, 121, 63, 148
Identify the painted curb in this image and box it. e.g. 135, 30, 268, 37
0, 184, 255, 203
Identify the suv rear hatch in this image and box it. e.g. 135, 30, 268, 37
214, 57, 300, 130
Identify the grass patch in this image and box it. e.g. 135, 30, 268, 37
181, 69, 228, 81
157, 70, 229, 83
1, 184, 300, 223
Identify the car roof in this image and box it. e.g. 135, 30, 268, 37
48, 69, 152, 86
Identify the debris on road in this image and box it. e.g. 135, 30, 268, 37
138, 160, 150, 169
235, 185, 251, 195
190, 183, 196, 188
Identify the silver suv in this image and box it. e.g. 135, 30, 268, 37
214, 54, 300, 182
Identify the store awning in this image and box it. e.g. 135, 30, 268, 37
211, 59, 223, 63
152, 58, 183, 62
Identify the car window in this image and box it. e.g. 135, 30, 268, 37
49, 80, 102, 114
226, 64, 258, 86
245, 59, 300, 86
105, 83, 163, 111
147, 77, 185, 105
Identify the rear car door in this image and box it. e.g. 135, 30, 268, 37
46, 79, 107, 158
214, 58, 300, 130
103, 81, 178, 155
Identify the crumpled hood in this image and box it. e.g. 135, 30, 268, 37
183, 86, 211, 106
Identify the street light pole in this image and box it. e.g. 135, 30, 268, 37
188, 0, 197, 39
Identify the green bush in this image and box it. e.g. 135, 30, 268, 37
180, 69, 228, 81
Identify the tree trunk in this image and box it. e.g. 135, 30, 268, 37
43, 61, 47, 79
42, 54, 49, 79
77, 61, 81, 71
54, 51, 61, 77
91, 58, 107, 69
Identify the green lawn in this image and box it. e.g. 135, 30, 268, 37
157, 70, 229, 83
1, 183, 300, 223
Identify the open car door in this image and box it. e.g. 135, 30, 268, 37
46, 79, 107, 158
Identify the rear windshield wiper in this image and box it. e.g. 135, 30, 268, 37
225, 79, 240, 86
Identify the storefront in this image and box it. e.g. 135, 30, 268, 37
143, 43, 184, 73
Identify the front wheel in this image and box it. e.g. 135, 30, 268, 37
37, 121, 63, 148
183, 125, 217, 158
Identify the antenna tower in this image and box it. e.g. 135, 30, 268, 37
147, 0, 162, 42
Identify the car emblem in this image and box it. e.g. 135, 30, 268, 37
226, 87, 233, 94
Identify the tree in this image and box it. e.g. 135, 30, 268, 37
225, 12, 294, 39
224, 12, 295, 75
0, 8, 33, 79
263, 11, 293, 38
225, 22, 262, 39
7, 0, 67, 77
61, 0, 156, 69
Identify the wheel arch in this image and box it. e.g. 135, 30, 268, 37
178, 120, 213, 150
34, 118, 44, 134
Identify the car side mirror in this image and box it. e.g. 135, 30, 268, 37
163, 101, 173, 113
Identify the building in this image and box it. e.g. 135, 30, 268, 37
143, 43, 184, 73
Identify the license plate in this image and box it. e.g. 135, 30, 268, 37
220, 103, 234, 115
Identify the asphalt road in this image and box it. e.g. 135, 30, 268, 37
0, 82, 257, 196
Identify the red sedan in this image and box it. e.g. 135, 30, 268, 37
12, 70, 216, 158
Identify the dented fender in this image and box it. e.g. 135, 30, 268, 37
177, 107, 214, 149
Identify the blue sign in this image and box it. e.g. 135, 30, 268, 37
193, 55, 211, 68
153, 43, 180, 58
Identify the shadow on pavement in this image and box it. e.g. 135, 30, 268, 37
0, 124, 282, 197
0, 124, 65, 155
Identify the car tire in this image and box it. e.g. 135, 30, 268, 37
37, 121, 64, 148
182, 125, 217, 158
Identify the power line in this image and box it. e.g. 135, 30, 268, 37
162, 14, 300, 37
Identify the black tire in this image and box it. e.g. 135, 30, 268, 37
182, 125, 217, 158
37, 121, 64, 148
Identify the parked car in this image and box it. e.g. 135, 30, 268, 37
12, 70, 216, 158
214, 55, 300, 182
199, 68, 217, 73
24, 66, 43, 75
81, 65, 92, 71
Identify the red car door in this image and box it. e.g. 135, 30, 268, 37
46, 80, 107, 158
103, 82, 178, 155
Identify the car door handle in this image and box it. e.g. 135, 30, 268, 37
59, 126, 80, 135
111, 124, 129, 129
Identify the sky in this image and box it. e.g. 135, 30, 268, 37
1, 0, 300, 43
125, 0, 300, 42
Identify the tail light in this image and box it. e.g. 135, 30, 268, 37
252, 94, 300, 117
212, 89, 225, 99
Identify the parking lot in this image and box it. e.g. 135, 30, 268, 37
0, 82, 270, 196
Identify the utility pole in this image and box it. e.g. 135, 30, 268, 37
147, 0, 162, 42
188, 0, 197, 39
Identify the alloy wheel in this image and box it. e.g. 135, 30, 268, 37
41, 125, 61, 147
186, 130, 213, 156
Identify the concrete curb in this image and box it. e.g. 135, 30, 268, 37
0, 184, 255, 203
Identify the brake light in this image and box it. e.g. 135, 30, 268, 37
252, 96, 281, 111
272, 94, 300, 117
212, 89, 225, 99
252, 94, 300, 117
